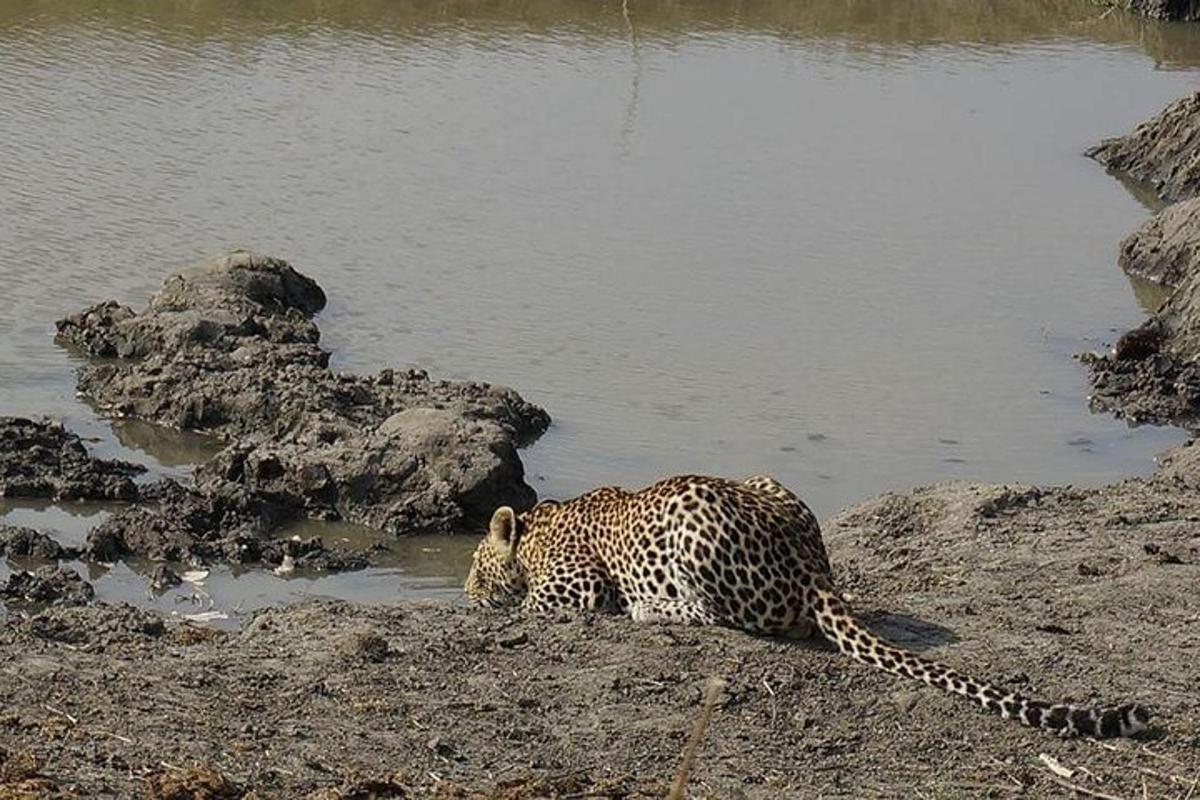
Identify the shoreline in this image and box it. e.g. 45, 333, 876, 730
4, 94, 1200, 800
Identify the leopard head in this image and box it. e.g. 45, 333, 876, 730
465, 506, 528, 607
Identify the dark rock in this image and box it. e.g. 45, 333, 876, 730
148, 563, 183, 591
345, 630, 391, 663
82, 478, 367, 572
1088, 92, 1200, 203
85, 478, 276, 565
0, 526, 78, 561
258, 535, 368, 573
0, 416, 144, 501
1, 566, 94, 607
1104, 0, 1200, 21
199, 407, 538, 534
1113, 321, 1166, 362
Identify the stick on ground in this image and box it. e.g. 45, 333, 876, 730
668, 678, 725, 800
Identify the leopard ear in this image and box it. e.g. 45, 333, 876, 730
488, 506, 520, 562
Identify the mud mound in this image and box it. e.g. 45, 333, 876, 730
39, 251, 550, 569
1119, 196, 1200, 289
1089, 91, 1200, 203
55, 250, 547, 444
1084, 119, 1200, 426
0, 417, 144, 502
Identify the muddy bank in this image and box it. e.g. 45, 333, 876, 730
1084, 212, 1200, 424
1085, 93, 1200, 426
1088, 92, 1200, 204
1, 452, 1198, 798
1088, 196, 1200, 431
1118, 196, 1200, 289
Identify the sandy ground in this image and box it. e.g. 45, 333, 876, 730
2, 448, 1198, 799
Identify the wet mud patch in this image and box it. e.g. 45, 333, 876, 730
0, 417, 144, 503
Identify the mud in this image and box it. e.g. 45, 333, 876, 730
1119, 197, 1200, 289
56, 250, 549, 538
1, 452, 1198, 798
1088, 92, 1200, 204
0, 526, 78, 562
1084, 247, 1200, 425
0, 417, 144, 502
1, 566, 94, 608
1084, 93, 1200, 426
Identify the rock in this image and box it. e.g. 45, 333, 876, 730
1101, 0, 1200, 20
345, 630, 391, 663
56, 251, 549, 538
85, 478, 275, 565
1119, 198, 1200, 289
1, 566, 94, 607
1088, 92, 1200, 203
0, 526, 78, 561
1112, 320, 1166, 362
81, 478, 367, 572
148, 564, 183, 591
257, 535, 368, 573
200, 407, 538, 534
143, 764, 242, 800
0, 417, 144, 501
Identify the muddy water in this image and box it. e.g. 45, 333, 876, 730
2, 0, 1200, 618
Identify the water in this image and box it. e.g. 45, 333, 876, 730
2, 0, 1198, 615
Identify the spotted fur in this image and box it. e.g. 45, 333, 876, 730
465, 474, 1149, 738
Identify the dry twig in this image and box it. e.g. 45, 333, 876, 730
667, 678, 725, 800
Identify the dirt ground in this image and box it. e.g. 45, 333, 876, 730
2, 446, 1198, 799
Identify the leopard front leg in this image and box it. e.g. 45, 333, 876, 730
628, 598, 720, 626
521, 565, 622, 615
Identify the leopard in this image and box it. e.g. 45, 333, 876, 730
465, 474, 1150, 738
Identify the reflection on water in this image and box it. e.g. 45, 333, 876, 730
277, 518, 479, 574
0, 500, 117, 549
2, 0, 1199, 611
109, 419, 224, 468
1127, 273, 1175, 313
1, 0, 1199, 68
